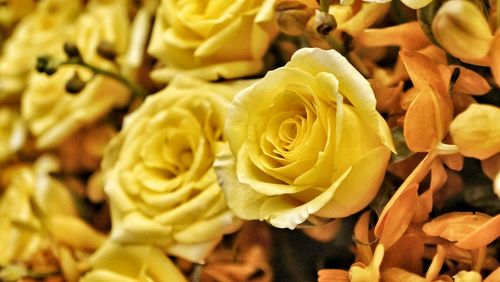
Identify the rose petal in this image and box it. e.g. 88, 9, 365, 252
315, 146, 391, 218
287, 48, 395, 152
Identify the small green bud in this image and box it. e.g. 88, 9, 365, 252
63, 42, 82, 59
45, 67, 57, 75
35, 56, 50, 73
65, 71, 86, 94
96, 41, 117, 61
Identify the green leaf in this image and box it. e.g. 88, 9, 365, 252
416, 0, 442, 46
390, 126, 414, 163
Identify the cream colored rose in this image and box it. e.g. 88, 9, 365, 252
81, 241, 187, 282
0, 105, 26, 163
215, 48, 395, 229
147, 0, 278, 83
21, 0, 130, 149
0, 156, 106, 280
0, 0, 81, 101
103, 76, 247, 263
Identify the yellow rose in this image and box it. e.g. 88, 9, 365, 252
0, 156, 106, 272
215, 48, 395, 229
81, 241, 187, 282
0, 0, 81, 101
21, 0, 130, 149
0, 105, 26, 163
147, 0, 278, 83
103, 76, 247, 263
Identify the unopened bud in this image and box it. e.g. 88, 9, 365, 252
65, 71, 86, 94
432, 0, 493, 61
449, 104, 500, 160
35, 55, 50, 73
453, 271, 482, 282
45, 66, 57, 75
97, 41, 117, 61
275, 0, 316, 36
313, 9, 337, 36
63, 42, 82, 59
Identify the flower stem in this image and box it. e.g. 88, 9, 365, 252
435, 142, 460, 155
61, 61, 148, 97
319, 0, 330, 13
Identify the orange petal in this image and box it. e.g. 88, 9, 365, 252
357, 21, 430, 50
404, 89, 441, 152
440, 153, 464, 171
400, 51, 447, 93
455, 215, 500, 250
377, 183, 419, 249
481, 153, 500, 181
425, 244, 446, 281
318, 269, 350, 282
489, 30, 500, 86
400, 51, 453, 152
354, 211, 373, 265
450, 66, 492, 96
422, 212, 492, 242
412, 160, 447, 223
381, 268, 426, 282
376, 151, 437, 245
484, 267, 500, 282
381, 234, 424, 274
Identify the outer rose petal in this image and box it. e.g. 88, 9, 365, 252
214, 144, 270, 222
315, 146, 391, 218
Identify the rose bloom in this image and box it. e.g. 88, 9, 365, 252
0, 0, 81, 101
21, 0, 130, 150
215, 48, 395, 229
147, 0, 278, 83
103, 76, 247, 263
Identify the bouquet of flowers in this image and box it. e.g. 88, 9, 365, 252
0, 0, 498, 281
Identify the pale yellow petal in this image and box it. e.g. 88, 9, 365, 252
449, 104, 500, 160
432, 0, 493, 61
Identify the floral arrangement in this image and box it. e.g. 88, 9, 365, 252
0, 0, 499, 281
